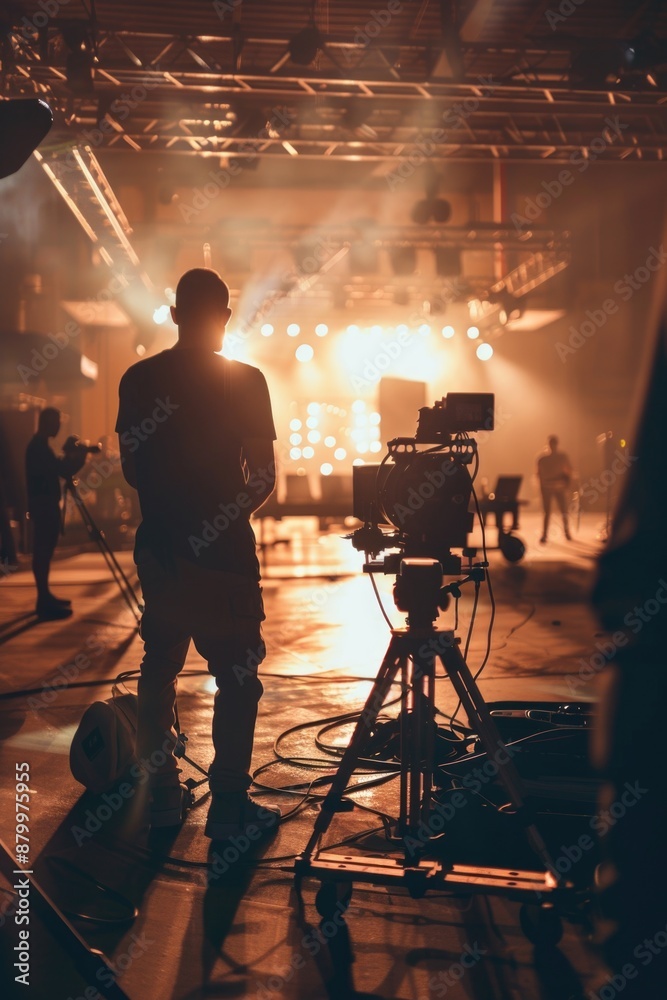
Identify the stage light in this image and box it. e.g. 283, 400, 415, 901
347, 324, 360, 335
296, 344, 314, 362
307, 402, 320, 415
315, 323, 328, 337
352, 399, 365, 413
442, 325, 455, 338
306, 416, 318, 429
370, 324, 383, 336
370, 441, 382, 453
290, 418, 302, 430
369, 412, 381, 424
307, 430, 321, 443
467, 326, 480, 339
287, 323, 300, 337
290, 433, 302, 445
369, 426, 380, 439
476, 343, 493, 361
357, 443, 369, 453
419, 324, 431, 336
290, 447, 302, 460
324, 435, 336, 447
303, 446, 315, 459
153, 304, 170, 325
320, 463, 333, 476
334, 448, 347, 460
396, 324, 409, 335
135, 343, 147, 357
352, 458, 365, 466
261, 323, 274, 336
354, 414, 367, 427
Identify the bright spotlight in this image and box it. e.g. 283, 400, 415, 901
418, 323, 431, 336
290, 433, 302, 445
351, 399, 366, 413
370, 324, 383, 336
369, 411, 381, 425
307, 402, 320, 415
315, 323, 328, 337
153, 304, 170, 325
334, 447, 347, 460
289, 418, 302, 430
324, 436, 336, 447
306, 416, 318, 429
296, 344, 314, 362
303, 446, 315, 459
287, 323, 300, 337
467, 326, 480, 340
320, 463, 333, 476
261, 323, 274, 337
369, 441, 382, 452
347, 324, 360, 335
442, 325, 455, 338
396, 324, 409, 335
476, 342, 494, 361
290, 447, 302, 460
307, 430, 321, 443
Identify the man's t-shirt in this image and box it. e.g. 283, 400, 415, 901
115, 349, 276, 578
537, 450, 571, 490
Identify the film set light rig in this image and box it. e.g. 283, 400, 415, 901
294, 394, 576, 944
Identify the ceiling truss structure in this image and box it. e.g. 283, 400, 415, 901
3, 29, 667, 164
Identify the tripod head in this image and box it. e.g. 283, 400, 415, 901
364, 555, 487, 630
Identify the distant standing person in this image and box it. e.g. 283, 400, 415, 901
25, 408, 85, 619
537, 434, 572, 543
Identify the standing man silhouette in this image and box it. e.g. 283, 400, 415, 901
116, 268, 280, 837
25, 407, 84, 619
537, 434, 573, 543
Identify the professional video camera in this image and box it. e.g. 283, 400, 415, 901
63, 435, 102, 458
350, 392, 494, 575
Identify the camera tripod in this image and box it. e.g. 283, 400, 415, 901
62, 476, 143, 624
295, 557, 571, 924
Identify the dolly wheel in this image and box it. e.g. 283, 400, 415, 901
520, 903, 563, 946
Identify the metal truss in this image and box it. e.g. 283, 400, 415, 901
4, 29, 667, 163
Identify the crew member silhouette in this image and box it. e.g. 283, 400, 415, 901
116, 268, 280, 837
537, 434, 573, 543
25, 407, 85, 619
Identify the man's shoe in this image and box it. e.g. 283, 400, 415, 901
49, 594, 72, 606
205, 792, 281, 841
36, 601, 73, 620
149, 782, 193, 828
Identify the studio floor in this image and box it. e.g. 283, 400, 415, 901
0, 512, 613, 1000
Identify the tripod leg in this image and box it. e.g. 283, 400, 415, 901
301, 636, 403, 859
440, 642, 559, 880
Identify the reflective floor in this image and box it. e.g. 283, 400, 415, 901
0, 512, 610, 999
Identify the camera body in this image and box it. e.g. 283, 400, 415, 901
63, 435, 102, 458
351, 393, 494, 566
